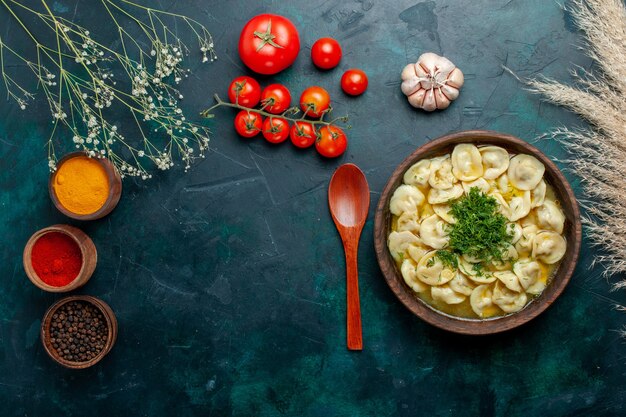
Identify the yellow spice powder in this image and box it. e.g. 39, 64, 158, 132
53, 156, 110, 215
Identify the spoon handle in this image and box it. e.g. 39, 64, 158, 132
344, 233, 363, 350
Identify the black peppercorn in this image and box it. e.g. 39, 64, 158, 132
48, 301, 108, 363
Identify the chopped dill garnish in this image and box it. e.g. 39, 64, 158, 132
437, 187, 513, 271
472, 261, 485, 276
432, 249, 458, 269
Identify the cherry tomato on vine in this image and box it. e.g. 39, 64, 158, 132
316, 125, 347, 158
340, 69, 368, 96
289, 121, 316, 148
234, 110, 263, 138
260, 84, 292, 114
311, 37, 342, 70
300, 86, 330, 118
227, 76, 261, 107
238, 14, 301, 75
262, 117, 290, 144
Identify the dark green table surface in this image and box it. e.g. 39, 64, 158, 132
1, 0, 625, 416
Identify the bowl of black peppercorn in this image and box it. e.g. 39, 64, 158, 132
41, 295, 118, 369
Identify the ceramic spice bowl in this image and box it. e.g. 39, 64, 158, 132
49, 152, 122, 221
373, 130, 582, 335
41, 295, 118, 369
23, 224, 97, 293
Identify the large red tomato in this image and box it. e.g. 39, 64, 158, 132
238, 14, 300, 75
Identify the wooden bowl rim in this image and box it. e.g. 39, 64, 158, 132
49, 151, 122, 221
373, 130, 582, 335
40, 295, 117, 369
23, 224, 95, 293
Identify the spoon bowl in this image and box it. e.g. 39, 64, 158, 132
328, 164, 370, 350
328, 164, 370, 227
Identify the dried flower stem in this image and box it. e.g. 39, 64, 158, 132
523, 0, 626, 280
0, 0, 217, 178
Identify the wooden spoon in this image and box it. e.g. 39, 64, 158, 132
328, 163, 370, 350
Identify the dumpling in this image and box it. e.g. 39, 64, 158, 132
387, 231, 421, 262
431, 285, 466, 304
507, 222, 523, 244
432, 204, 456, 224
462, 178, 491, 195
496, 173, 512, 194
520, 211, 538, 228
531, 179, 546, 208
419, 214, 449, 249
416, 251, 456, 286
408, 245, 429, 263
480, 146, 510, 179
451, 144, 483, 181
513, 258, 545, 294
428, 183, 463, 204
508, 154, 545, 190
459, 259, 497, 284
491, 244, 519, 270
428, 156, 458, 189
449, 271, 475, 296
419, 202, 435, 222
494, 270, 522, 292
401, 259, 428, 293
491, 191, 531, 222
532, 231, 567, 264
397, 211, 421, 235
515, 224, 538, 257
462, 253, 482, 263
390, 185, 425, 216
508, 192, 532, 221
492, 281, 527, 313
470, 285, 497, 318
536, 200, 565, 234
403, 159, 431, 187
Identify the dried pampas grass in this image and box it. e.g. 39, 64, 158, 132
525, 0, 626, 283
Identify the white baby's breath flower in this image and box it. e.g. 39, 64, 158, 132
1, 1, 215, 177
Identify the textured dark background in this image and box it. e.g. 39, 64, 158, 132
1, 0, 625, 416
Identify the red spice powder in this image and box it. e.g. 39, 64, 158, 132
31, 232, 82, 287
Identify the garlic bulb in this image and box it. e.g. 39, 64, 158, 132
401, 52, 464, 112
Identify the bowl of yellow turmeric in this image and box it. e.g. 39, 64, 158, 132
49, 152, 122, 221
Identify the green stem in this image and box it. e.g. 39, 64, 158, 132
201, 94, 349, 127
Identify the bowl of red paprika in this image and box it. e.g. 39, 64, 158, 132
23, 224, 97, 292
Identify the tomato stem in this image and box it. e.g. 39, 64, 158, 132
201, 94, 350, 128
253, 19, 284, 52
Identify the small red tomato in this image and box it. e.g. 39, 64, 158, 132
300, 86, 331, 118
289, 121, 316, 148
262, 117, 290, 144
228, 76, 261, 107
260, 84, 292, 114
311, 37, 342, 70
316, 125, 347, 158
234, 110, 263, 138
341, 69, 368, 96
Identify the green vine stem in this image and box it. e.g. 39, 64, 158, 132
201, 94, 351, 129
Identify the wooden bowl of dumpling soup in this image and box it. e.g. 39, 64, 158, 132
373, 130, 581, 335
